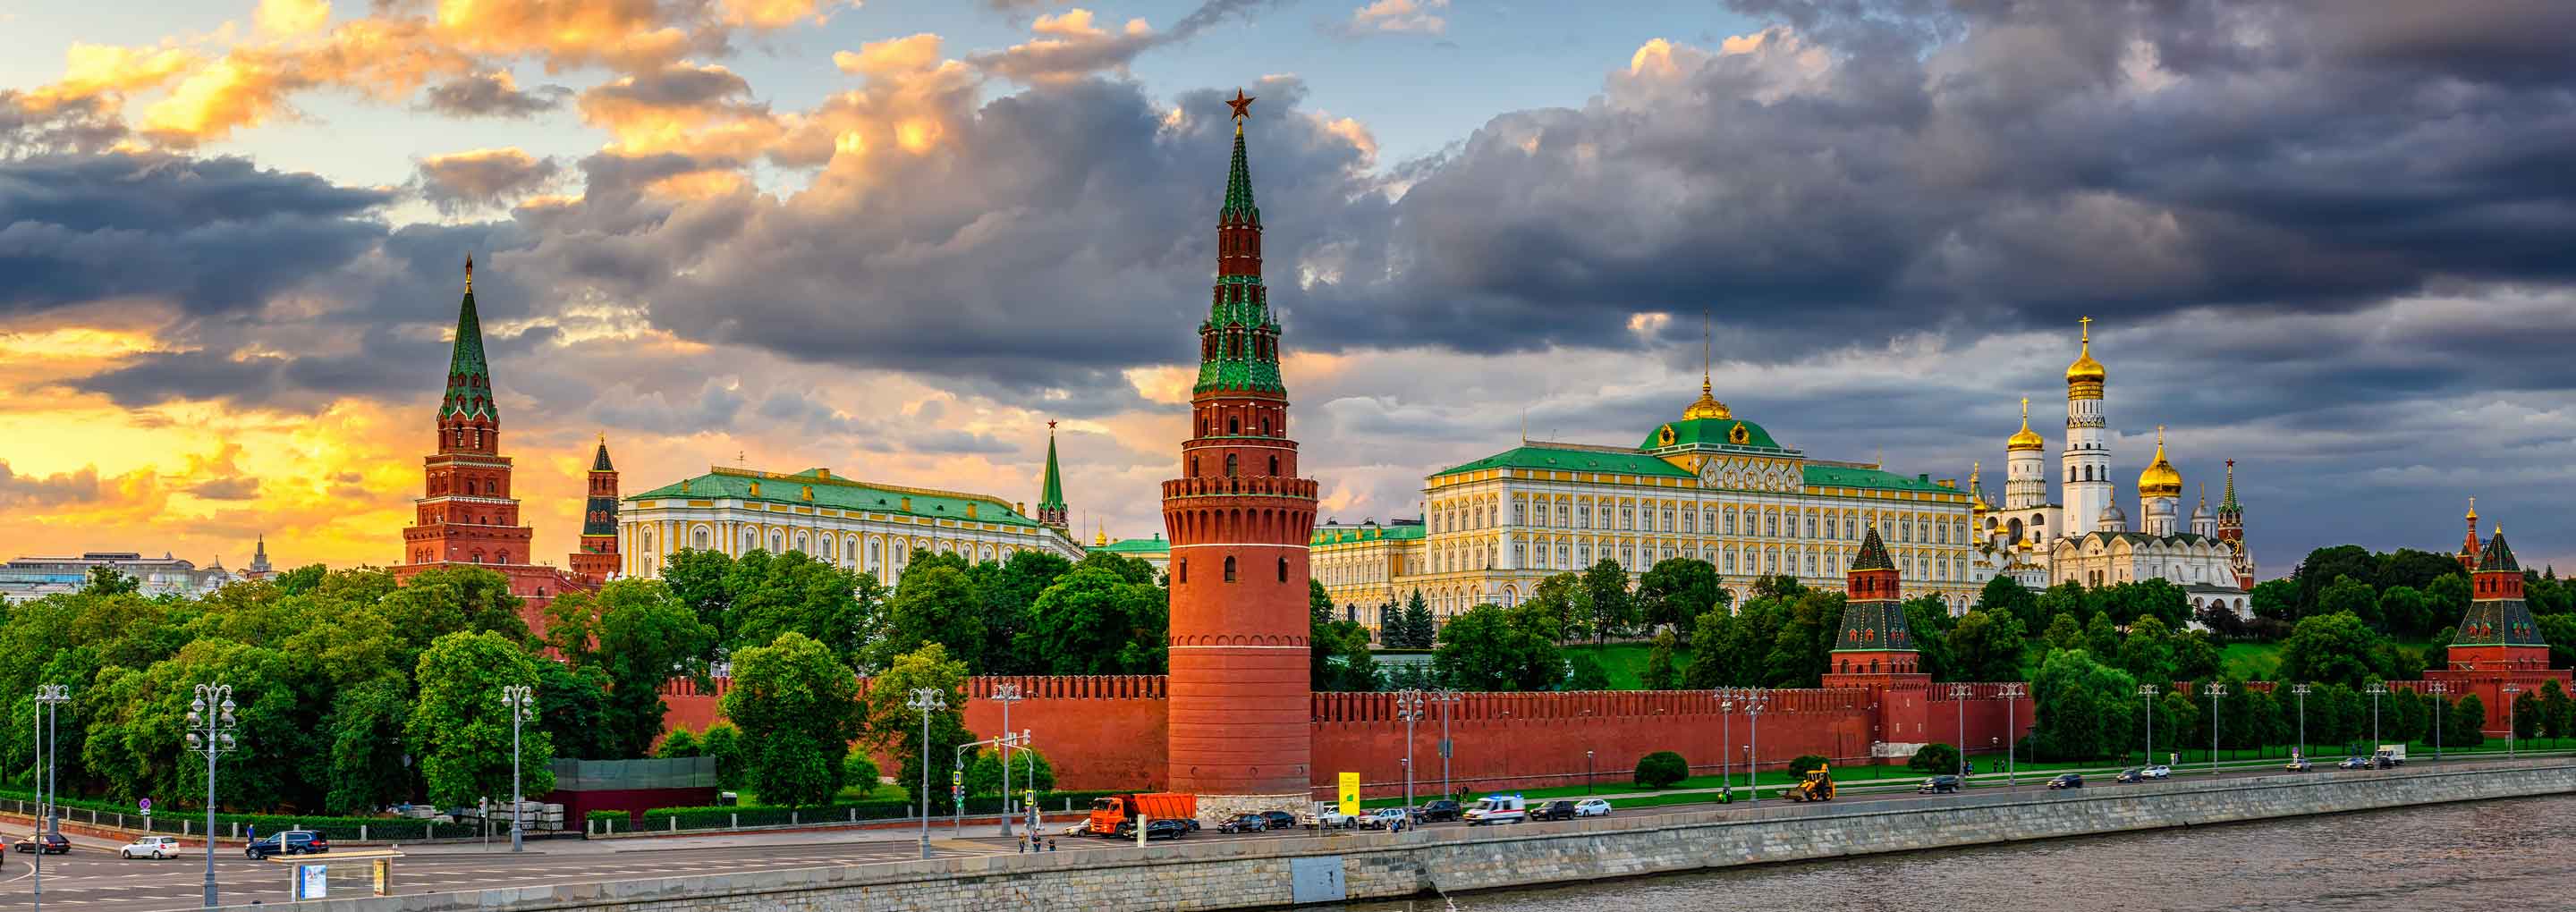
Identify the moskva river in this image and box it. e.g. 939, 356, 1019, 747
1343, 794, 2575, 912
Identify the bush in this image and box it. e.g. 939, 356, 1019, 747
843, 748, 881, 799
1787, 755, 1829, 776
637, 790, 1127, 832
0, 790, 438, 841
586, 809, 632, 828
1909, 742, 1960, 773
1633, 750, 1689, 789
699, 722, 747, 790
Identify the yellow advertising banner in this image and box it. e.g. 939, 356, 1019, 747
1337, 772, 1360, 816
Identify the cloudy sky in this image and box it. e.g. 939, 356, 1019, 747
4, 0, 2572, 578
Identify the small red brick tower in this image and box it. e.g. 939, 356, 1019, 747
1159, 90, 1318, 809
2455, 497, 2482, 571
2215, 459, 2254, 589
569, 435, 620, 582
1822, 526, 1933, 754
2427, 526, 2568, 733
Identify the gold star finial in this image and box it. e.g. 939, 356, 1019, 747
464, 253, 474, 292
1226, 89, 1256, 122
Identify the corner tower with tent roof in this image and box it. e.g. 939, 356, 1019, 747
1821, 525, 1934, 756
570, 435, 621, 583
1159, 89, 1319, 815
1036, 421, 1069, 531
2425, 523, 2571, 734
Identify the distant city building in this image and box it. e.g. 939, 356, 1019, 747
392, 257, 594, 624
242, 535, 275, 581
1088, 528, 1172, 576
1309, 518, 1423, 629
620, 457, 1086, 585
1969, 318, 2256, 621
0, 552, 237, 603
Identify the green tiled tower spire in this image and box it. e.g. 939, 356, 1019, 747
1036, 421, 1068, 529
440, 255, 496, 421
1195, 89, 1284, 395
1833, 526, 1915, 654
2454, 530, 2544, 646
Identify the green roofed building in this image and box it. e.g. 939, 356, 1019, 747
1402, 368, 1982, 626
619, 450, 1085, 583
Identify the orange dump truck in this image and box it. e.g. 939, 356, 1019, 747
1086, 793, 1199, 837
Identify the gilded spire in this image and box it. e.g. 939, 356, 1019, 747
2138, 425, 2182, 498
1037, 420, 1068, 529
2065, 316, 2106, 396
2006, 396, 2044, 451
1682, 308, 1732, 420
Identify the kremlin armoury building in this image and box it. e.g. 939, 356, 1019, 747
394, 95, 2557, 802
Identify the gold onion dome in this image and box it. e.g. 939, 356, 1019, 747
2138, 426, 2183, 498
1682, 376, 1732, 421
2065, 316, 2106, 386
2006, 397, 2044, 452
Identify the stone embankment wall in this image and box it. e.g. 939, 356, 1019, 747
243, 760, 2576, 912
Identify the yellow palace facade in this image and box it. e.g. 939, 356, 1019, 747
619, 465, 1087, 583
1323, 378, 1981, 633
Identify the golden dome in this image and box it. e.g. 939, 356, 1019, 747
2065, 316, 2106, 388
2006, 397, 2044, 452
1682, 375, 1732, 421
2138, 426, 2182, 498
1094, 527, 1108, 546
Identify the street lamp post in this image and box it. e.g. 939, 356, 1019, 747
1949, 684, 1972, 781
905, 688, 943, 860
2206, 684, 2228, 779
32, 683, 71, 912
2426, 682, 2448, 764
2504, 683, 2524, 760
993, 683, 1023, 837
1716, 689, 1737, 799
1431, 689, 1461, 799
1394, 689, 1424, 815
1999, 683, 2025, 787
2137, 684, 2157, 767
2366, 682, 2386, 754
499, 685, 536, 852
1586, 749, 1595, 795
185, 683, 239, 908
1743, 690, 1768, 803
2290, 684, 2311, 765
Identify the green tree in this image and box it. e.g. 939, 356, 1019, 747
406, 630, 555, 808
1433, 603, 1565, 691
1636, 558, 1725, 642
1909, 742, 1959, 773
1580, 559, 1633, 643
2250, 578, 2301, 625
2277, 612, 2390, 687
976, 551, 1074, 674
660, 548, 737, 634
2042, 612, 2082, 652
700, 722, 746, 790
1633, 750, 1687, 788
726, 551, 879, 668
2374, 586, 2433, 640
1901, 595, 1957, 681
2117, 614, 2175, 684
877, 562, 986, 672
271, 563, 328, 595
2292, 545, 2377, 617
654, 727, 701, 758
2424, 575, 2472, 635
720, 631, 865, 807
843, 747, 881, 798
2540, 680, 2573, 744
2171, 629, 2223, 680
377, 566, 533, 653
1762, 591, 1846, 688
963, 744, 1055, 797
1396, 590, 1436, 648
82, 565, 140, 596
1310, 617, 1378, 691
2388, 688, 2428, 747
1524, 572, 1592, 644
1949, 610, 2027, 681
2035, 583, 2093, 626
2316, 575, 2380, 630
322, 675, 413, 815
2082, 612, 2121, 658
2030, 649, 2138, 761
2444, 695, 2487, 748
1309, 578, 1334, 625
1976, 576, 2039, 630
532, 656, 613, 761
547, 578, 716, 758
2150, 691, 2199, 763
2513, 689, 2543, 741
1566, 653, 1612, 690
1020, 565, 1167, 675
1641, 630, 1681, 691
860, 643, 973, 814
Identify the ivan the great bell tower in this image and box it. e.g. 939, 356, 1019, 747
1160, 90, 1318, 811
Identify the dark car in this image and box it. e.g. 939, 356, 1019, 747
245, 831, 329, 860
2047, 773, 2084, 790
13, 832, 70, 855
1258, 810, 1298, 832
2115, 767, 2145, 783
1416, 799, 1463, 823
1216, 813, 1267, 834
1918, 775, 1963, 794
1142, 818, 1190, 840
1530, 800, 1579, 822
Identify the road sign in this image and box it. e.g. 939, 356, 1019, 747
139, 798, 152, 813
952, 770, 963, 787
296, 864, 329, 899
1337, 772, 1360, 816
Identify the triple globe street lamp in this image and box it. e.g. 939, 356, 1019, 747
185, 684, 240, 908
500, 685, 538, 853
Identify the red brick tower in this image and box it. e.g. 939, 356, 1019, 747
569, 435, 620, 582
1823, 527, 1932, 752
395, 257, 583, 625
1159, 90, 1318, 810
2427, 527, 2567, 733
2455, 497, 2481, 571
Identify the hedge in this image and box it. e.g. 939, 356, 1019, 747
638, 790, 1128, 831
0, 789, 439, 840
586, 809, 632, 825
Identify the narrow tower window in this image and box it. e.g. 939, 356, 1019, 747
1277, 557, 1288, 582
1225, 454, 1239, 477
1224, 555, 1237, 582
1268, 455, 1279, 475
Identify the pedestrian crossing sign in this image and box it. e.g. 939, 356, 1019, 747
1338, 772, 1360, 816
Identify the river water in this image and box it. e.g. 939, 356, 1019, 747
1340, 794, 2576, 912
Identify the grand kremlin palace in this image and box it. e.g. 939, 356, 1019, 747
616, 465, 1087, 582
1312, 376, 1983, 632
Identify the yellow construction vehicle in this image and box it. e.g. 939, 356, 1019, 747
1783, 764, 1836, 802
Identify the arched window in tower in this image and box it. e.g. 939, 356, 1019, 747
1224, 555, 1238, 582
1276, 556, 1288, 582
1260, 416, 1271, 435
1228, 418, 1241, 435
497, 551, 510, 564
1268, 455, 1279, 476
1225, 454, 1239, 477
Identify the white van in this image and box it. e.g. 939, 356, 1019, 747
1462, 794, 1528, 825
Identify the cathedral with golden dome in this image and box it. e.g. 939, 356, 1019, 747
1971, 317, 2256, 621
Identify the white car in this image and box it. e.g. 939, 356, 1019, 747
121, 836, 182, 859
1360, 807, 1411, 830
2143, 764, 2173, 780
1572, 798, 1613, 818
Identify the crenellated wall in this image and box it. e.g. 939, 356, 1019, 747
661, 676, 2036, 797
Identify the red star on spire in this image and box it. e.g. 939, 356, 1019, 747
1226, 89, 1256, 122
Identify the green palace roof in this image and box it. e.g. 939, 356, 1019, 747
1641, 417, 1784, 452
1091, 536, 1171, 554
1801, 465, 1961, 494
1432, 445, 1693, 479
1312, 523, 1427, 545
627, 468, 1043, 528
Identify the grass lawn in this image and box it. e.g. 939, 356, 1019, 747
1560, 641, 1687, 689
2220, 642, 2280, 679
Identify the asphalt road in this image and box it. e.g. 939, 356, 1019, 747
0, 759, 2474, 912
